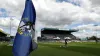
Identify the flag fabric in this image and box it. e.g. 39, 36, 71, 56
13, 0, 37, 56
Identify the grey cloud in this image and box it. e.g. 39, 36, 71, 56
90, 0, 100, 6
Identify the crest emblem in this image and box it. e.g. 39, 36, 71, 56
17, 21, 32, 35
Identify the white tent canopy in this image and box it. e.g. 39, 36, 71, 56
53, 37, 60, 39
64, 37, 71, 39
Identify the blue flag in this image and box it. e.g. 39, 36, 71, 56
13, 0, 37, 56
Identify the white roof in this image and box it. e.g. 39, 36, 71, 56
64, 37, 71, 39
53, 37, 60, 39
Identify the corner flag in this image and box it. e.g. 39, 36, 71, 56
13, 0, 37, 56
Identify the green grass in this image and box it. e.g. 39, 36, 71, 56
0, 42, 13, 56
0, 42, 100, 56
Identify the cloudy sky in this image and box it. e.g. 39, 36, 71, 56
0, 0, 100, 38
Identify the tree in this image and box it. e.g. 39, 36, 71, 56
88, 36, 98, 44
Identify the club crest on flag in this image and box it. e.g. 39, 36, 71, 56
17, 21, 31, 36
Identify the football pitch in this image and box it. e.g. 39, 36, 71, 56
0, 42, 100, 56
